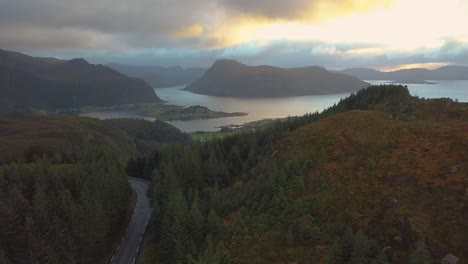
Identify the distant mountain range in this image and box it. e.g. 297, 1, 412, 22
185, 60, 368, 98
340, 66, 468, 82
0, 49, 161, 115
107, 63, 207, 88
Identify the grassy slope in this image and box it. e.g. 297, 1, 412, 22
224, 99, 467, 263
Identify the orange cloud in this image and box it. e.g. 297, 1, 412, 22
173, 24, 204, 37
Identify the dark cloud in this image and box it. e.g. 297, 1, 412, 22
220, 0, 392, 20
0, 0, 211, 34
0, 0, 393, 51
0, 0, 217, 50
220, 0, 311, 19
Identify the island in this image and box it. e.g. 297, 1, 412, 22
184, 59, 369, 98
80, 103, 247, 121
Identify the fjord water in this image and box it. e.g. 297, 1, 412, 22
157, 81, 467, 132
81, 81, 467, 132
156, 86, 351, 132
367, 80, 468, 102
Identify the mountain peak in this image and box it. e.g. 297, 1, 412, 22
212, 59, 245, 67
66, 58, 89, 65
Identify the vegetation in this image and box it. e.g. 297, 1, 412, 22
0, 113, 192, 263
190, 118, 278, 142
146, 105, 247, 121
104, 118, 190, 154
135, 85, 467, 263
0, 147, 131, 263
0, 115, 189, 164
81, 103, 246, 121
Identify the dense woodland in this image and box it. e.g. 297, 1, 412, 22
0, 147, 130, 263
136, 85, 467, 264
0, 114, 189, 263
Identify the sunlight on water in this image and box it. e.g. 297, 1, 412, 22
81, 82, 467, 132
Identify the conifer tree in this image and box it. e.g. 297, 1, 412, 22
410, 241, 433, 264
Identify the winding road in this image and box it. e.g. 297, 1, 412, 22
111, 178, 151, 264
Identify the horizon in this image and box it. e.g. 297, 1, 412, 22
3, 47, 467, 72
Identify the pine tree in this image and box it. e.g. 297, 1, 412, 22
374, 251, 390, 264
325, 239, 344, 264
0, 249, 12, 264
190, 191, 204, 248
164, 162, 179, 197
350, 231, 372, 264
32, 182, 49, 232
207, 209, 221, 235
341, 227, 355, 261
286, 227, 295, 246
410, 241, 433, 264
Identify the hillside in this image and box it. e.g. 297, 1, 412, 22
0, 49, 161, 114
341, 66, 468, 81
272, 109, 467, 262
185, 60, 369, 98
230, 97, 467, 263
139, 85, 467, 264
104, 118, 190, 153
0, 115, 189, 164
108, 63, 207, 88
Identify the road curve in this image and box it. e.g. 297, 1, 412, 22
111, 178, 151, 264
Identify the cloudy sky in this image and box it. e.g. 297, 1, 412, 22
1, 0, 467, 70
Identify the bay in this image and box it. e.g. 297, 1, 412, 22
80, 81, 467, 132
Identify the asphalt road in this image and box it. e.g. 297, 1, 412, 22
111, 178, 151, 264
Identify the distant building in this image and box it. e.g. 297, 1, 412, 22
442, 254, 460, 264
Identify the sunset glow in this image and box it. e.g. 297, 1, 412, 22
0, 0, 466, 68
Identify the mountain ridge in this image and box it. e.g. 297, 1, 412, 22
107, 63, 207, 88
0, 49, 161, 115
340, 65, 468, 81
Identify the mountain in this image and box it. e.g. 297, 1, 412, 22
108, 63, 207, 88
341, 65, 468, 81
0, 49, 161, 115
184, 59, 369, 98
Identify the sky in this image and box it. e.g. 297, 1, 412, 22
0, 0, 467, 70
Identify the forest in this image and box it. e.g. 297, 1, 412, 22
0, 115, 189, 263
135, 85, 467, 263
0, 147, 130, 263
